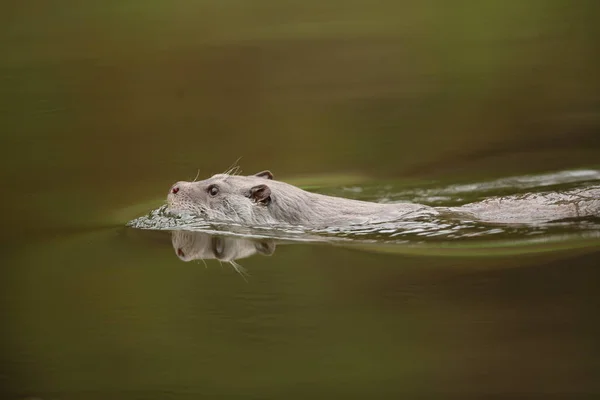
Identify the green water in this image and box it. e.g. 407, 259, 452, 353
2, 1, 600, 399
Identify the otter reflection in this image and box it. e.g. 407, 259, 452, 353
171, 231, 276, 277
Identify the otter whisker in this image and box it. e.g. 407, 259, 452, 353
217, 205, 237, 222
228, 165, 242, 177
207, 208, 232, 223
230, 260, 249, 282
223, 199, 242, 223
223, 157, 243, 176
192, 169, 201, 182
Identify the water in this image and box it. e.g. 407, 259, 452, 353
2, 1, 600, 398
6, 175, 598, 400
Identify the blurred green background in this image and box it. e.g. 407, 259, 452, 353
2, 0, 600, 231
1, 1, 599, 399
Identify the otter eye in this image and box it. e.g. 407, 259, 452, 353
207, 185, 219, 197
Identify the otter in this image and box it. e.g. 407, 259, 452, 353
167, 170, 440, 227
166, 170, 600, 227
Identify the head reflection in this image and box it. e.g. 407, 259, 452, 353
171, 231, 276, 277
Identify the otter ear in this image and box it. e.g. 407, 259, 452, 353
255, 240, 276, 256
249, 184, 271, 205
254, 170, 273, 180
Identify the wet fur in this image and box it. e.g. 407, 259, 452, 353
167, 171, 600, 226
167, 172, 438, 227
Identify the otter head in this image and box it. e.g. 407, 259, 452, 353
167, 170, 274, 224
